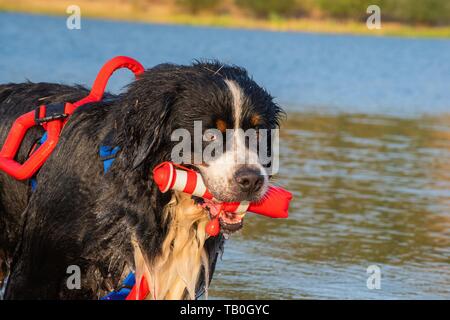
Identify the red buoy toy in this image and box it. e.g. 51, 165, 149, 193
153, 162, 292, 236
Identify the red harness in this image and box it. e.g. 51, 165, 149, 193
0, 56, 151, 300
126, 275, 150, 300
0, 56, 144, 180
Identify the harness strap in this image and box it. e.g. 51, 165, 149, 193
34, 103, 68, 124
0, 56, 144, 181
125, 275, 150, 300
99, 145, 120, 173
100, 272, 151, 300
29, 133, 48, 192
100, 272, 135, 300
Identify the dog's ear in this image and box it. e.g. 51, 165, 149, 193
116, 92, 174, 170
131, 94, 174, 170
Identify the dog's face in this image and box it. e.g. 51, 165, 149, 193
160, 63, 283, 230
195, 79, 271, 203
125, 62, 282, 232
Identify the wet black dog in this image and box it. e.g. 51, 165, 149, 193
0, 61, 282, 299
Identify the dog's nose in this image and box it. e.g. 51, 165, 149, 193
234, 167, 264, 194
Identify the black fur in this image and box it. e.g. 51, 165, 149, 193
0, 61, 282, 299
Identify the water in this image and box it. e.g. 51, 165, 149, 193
211, 113, 450, 299
0, 13, 449, 299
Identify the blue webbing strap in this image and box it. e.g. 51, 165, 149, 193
100, 272, 136, 300
30, 132, 48, 192
99, 145, 120, 173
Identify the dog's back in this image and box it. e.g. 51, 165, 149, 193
0, 81, 142, 299
0, 83, 89, 286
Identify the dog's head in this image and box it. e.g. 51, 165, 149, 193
112, 61, 284, 299
194, 76, 275, 203
119, 61, 283, 232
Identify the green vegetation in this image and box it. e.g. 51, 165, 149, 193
176, 0, 220, 14
317, 0, 450, 25
1, 0, 450, 38
381, 0, 450, 25
236, 0, 300, 18
181, 0, 450, 26
317, 0, 376, 20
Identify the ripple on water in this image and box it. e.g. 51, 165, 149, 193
209, 112, 450, 299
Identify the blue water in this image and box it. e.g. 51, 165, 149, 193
0, 13, 449, 300
0, 12, 449, 116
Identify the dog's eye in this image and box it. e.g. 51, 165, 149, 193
204, 132, 217, 141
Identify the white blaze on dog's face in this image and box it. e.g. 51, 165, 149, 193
197, 80, 269, 203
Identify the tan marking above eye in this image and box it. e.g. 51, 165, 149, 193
251, 114, 262, 127
216, 119, 227, 132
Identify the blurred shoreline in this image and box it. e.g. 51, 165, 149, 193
1, 0, 450, 39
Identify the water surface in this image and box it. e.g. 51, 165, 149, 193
210, 112, 450, 299
1, 13, 450, 116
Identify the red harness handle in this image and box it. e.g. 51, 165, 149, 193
0, 56, 144, 180
126, 275, 150, 300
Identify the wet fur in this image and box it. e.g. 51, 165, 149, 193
134, 192, 212, 300
0, 61, 281, 299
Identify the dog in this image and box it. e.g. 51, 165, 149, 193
0, 61, 283, 299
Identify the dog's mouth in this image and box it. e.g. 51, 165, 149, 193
220, 211, 245, 233
185, 164, 250, 234
194, 197, 245, 234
